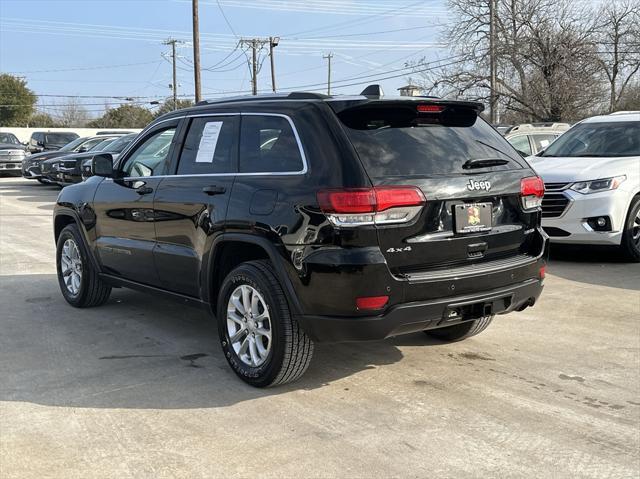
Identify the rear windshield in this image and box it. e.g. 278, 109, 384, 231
338, 106, 525, 177
45, 133, 79, 144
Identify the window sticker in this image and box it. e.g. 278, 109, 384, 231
195, 121, 223, 163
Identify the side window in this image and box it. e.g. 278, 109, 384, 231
121, 127, 177, 178
508, 135, 532, 156
239, 115, 304, 173
177, 116, 238, 174
531, 134, 558, 152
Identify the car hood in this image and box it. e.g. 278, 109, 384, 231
26, 150, 69, 162
0, 142, 25, 150
527, 155, 637, 182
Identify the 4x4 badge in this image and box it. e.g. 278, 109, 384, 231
467, 179, 491, 191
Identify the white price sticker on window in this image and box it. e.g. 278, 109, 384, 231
195, 121, 223, 163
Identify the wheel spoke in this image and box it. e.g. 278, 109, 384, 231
227, 310, 244, 325
255, 328, 271, 340
229, 327, 246, 344
238, 336, 250, 356
241, 285, 252, 314
248, 337, 259, 366
230, 295, 245, 315
255, 336, 269, 358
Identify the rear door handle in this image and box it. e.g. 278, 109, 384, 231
202, 185, 226, 196
135, 185, 154, 195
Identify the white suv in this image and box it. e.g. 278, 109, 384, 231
528, 112, 640, 261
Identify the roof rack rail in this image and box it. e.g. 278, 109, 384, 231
196, 91, 329, 106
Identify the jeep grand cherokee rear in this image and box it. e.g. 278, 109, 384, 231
295, 98, 547, 342
53, 91, 547, 388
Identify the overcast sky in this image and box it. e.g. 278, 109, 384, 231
0, 0, 452, 117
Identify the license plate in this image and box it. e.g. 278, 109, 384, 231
454, 202, 492, 234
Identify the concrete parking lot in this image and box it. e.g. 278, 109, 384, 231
0, 176, 638, 478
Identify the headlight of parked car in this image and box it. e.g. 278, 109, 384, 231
569, 175, 626, 194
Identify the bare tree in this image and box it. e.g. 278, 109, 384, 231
593, 0, 640, 112
55, 98, 90, 127
411, 0, 605, 122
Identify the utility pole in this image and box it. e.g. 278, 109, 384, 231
323, 53, 333, 95
163, 38, 180, 109
192, 0, 202, 103
239, 38, 271, 95
489, 0, 497, 124
269, 37, 279, 93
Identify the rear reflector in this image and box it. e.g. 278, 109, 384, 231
417, 104, 444, 113
539, 265, 546, 280
520, 176, 544, 210
317, 186, 425, 226
356, 295, 389, 310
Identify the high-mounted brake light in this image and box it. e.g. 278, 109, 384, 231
520, 176, 544, 210
417, 104, 444, 113
317, 186, 425, 227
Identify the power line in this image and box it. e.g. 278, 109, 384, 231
5, 60, 161, 74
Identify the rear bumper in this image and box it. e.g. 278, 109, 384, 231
297, 277, 544, 342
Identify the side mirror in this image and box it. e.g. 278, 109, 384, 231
536, 149, 546, 156
77, 146, 87, 153
37, 140, 45, 147
92, 153, 114, 178
516, 149, 529, 157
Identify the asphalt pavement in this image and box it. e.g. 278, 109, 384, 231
1, 176, 638, 478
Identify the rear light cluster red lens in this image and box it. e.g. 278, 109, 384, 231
317, 186, 425, 226
520, 176, 544, 210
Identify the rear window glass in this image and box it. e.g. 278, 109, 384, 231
45, 133, 78, 144
338, 106, 525, 177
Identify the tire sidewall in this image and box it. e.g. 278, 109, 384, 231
622, 196, 640, 260
56, 225, 90, 306
217, 264, 286, 387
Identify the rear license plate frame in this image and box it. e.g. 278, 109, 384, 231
453, 202, 493, 234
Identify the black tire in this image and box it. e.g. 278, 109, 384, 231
217, 260, 314, 387
56, 224, 111, 307
620, 196, 640, 262
425, 315, 494, 342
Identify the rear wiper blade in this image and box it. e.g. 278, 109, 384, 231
462, 158, 510, 169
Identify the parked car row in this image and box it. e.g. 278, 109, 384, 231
21, 133, 137, 185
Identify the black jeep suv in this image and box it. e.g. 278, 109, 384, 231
53, 90, 548, 387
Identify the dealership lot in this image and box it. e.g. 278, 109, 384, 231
0, 177, 638, 478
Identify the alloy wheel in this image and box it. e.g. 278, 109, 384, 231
60, 238, 82, 295
226, 284, 272, 367
633, 209, 640, 249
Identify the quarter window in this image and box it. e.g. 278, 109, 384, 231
239, 115, 304, 173
508, 135, 532, 156
177, 116, 238, 174
122, 128, 176, 178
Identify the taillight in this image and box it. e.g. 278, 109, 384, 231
520, 176, 544, 210
317, 186, 425, 226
